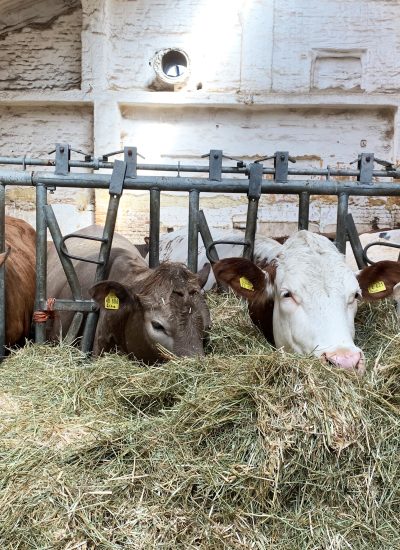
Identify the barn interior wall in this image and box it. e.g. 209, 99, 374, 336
0, 0, 399, 239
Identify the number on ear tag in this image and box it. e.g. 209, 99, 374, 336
239, 276, 254, 291
368, 280, 386, 294
105, 291, 120, 310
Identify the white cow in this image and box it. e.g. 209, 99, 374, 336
147, 227, 282, 291
213, 231, 400, 375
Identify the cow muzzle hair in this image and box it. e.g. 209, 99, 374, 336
322, 350, 365, 376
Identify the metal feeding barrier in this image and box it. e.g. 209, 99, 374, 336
0, 144, 399, 358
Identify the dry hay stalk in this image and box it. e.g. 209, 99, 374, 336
0, 292, 399, 549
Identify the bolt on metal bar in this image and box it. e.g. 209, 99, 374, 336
298, 192, 310, 230
149, 188, 160, 268
188, 190, 200, 272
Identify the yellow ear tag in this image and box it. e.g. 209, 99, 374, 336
368, 280, 386, 294
105, 291, 120, 310
239, 276, 254, 291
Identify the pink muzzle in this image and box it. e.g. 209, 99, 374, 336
323, 350, 365, 375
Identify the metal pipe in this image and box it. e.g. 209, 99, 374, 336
0, 184, 5, 357
198, 210, 220, 263
298, 192, 310, 230
335, 193, 349, 254
188, 190, 200, 272
345, 213, 366, 269
44, 206, 82, 300
35, 183, 48, 343
149, 188, 160, 268
81, 164, 125, 353
243, 199, 258, 260
14, 171, 400, 196
40, 299, 97, 312
1, 156, 400, 178
44, 205, 86, 344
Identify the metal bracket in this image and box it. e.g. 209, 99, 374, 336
109, 160, 127, 197
357, 153, 374, 184
363, 241, 400, 265
60, 234, 107, 265
54, 143, 70, 176
275, 151, 293, 183
209, 149, 223, 181
102, 149, 145, 162
206, 239, 251, 263
124, 146, 137, 178
247, 162, 263, 200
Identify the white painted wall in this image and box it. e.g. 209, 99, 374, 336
0, 0, 399, 240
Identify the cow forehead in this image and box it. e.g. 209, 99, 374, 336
274, 231, 359, 294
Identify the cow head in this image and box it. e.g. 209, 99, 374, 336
90, 262, 211, 363
214, 232, 399, 375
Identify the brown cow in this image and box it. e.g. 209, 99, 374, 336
0, 217, 36, 346
47, 226, 211, 363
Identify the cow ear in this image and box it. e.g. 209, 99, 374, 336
213, 257, 273, 300
197, 262, 211, 289
90, 280, 134, 311
0, 246, 11, 268
357, 260, 400, 301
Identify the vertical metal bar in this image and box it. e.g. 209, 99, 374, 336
148, 188, 160, 268
345, 213, 366, 269
44, 205, 82, 300
81, 161, 127, 353
244, 163, 263, 260
335, 193, 349, 254
44, 205, 85, 343
298, 191, 310, 230
35, 183, 48, 343
188, 190, 200, 272
198, 210, 220, 263
243, 200, 258, 260
0, 184, 5, 357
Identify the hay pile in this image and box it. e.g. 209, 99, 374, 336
0, 293, 399, 549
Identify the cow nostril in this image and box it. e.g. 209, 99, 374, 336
322, 351, 363, 374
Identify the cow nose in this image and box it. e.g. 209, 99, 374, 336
323, 351, 365, 375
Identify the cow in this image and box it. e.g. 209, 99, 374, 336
146, 227, 282, 291
47, 226, 211, 363
0, 216, 36, 346
213, 230, 400, 375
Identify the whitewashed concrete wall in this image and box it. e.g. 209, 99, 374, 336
0, 0, 399, 240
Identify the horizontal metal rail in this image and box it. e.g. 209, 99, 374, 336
0, 155, 400, 178
0, 170, 400, 196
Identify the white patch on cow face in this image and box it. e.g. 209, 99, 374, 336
143, 308, 175, 354
271, 232, 363, 363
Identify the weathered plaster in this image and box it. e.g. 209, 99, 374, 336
0, 0, 399, 237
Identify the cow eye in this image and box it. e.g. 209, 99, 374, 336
281, 290, 292, 299
151, 320, 166, 332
